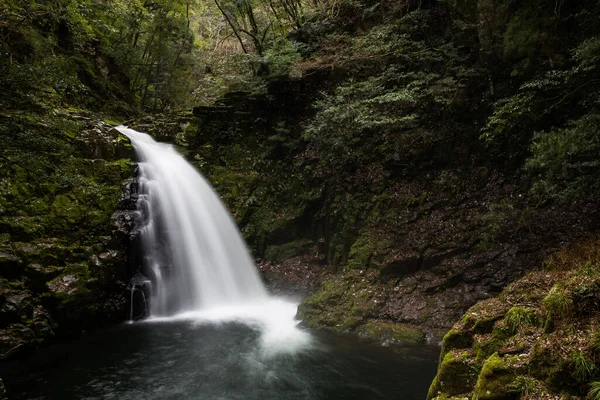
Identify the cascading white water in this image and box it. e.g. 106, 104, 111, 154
116, 125, 310, 354
115, 126, 268, 316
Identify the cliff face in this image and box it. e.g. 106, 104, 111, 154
0, 111, 135, 360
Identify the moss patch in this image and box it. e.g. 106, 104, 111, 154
297, 270, 386, 333
428, 349, 479, 398
473, 353, 516, 399
358, 320, 425, 343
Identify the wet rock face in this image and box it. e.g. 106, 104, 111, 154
258, 246, 325, 297
75, 122, 132, 160
292, 171, 598, 340
125, 113, 194, 147
0, 112, 137, 361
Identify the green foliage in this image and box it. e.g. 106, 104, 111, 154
573, 37, 600, 68
503, 7, 551, 61
589, 381, 600, 400
0, 0, 232, 111
480, 93, 535, 145
478, 0, 600, 172
302, 67, 465, 172
541, 284, 573, 319
258, 37, 302, 77
569, 350, 596, 382
504, 306, 537, 334
526, 114, 600, 199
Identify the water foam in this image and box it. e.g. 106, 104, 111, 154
141, 298, 313, 356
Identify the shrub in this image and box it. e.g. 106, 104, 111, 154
526, 114, 600, 200
541, 285, 573, 318
569, 350, 596, 382
589, 381, 600, 400
507, 376, 541, 397
505, 306, 537, 334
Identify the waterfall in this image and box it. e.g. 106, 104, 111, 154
115, 126, 268, 316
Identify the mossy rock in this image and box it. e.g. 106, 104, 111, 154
347, 235, 374, 269
473, 328, 512, 363
0, 291, 34, 325
297, 272, 381, 332
51, 194, 87, 222
440, 328, 473, 357
359, 320, 425, 343
0, 252, 24, 279
13, 241, 70, 266
46, 263, 93, 299
296, 277, 348, 329
459, 313, 503, 335
473, 353, 517, 400
24, 264, 64, 290
339, 316, 364, 330
30, 306, 55, 340
263, 240, 311, 263
528, 340, 577, 393
0, 217, 46, 241
0, 323, 36, 359
458, 298, 508, 333
427, 349, 479, 398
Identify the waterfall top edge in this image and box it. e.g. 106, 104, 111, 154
114, 125, 156, 144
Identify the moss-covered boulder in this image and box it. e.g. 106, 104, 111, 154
264, 240, 312, 264
428, 349, 479, 398
428, 239, 600, 399
473, 353, 516, 399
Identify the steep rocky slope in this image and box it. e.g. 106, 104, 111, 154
428, 239, 600, 399
0, 111, 135, 361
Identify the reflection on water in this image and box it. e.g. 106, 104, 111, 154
1, 321, 439, 400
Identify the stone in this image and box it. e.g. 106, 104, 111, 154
0, 378, 6, 400
473, 353, 516, 400
0, 252, 23, 279
0, 324, 36, 359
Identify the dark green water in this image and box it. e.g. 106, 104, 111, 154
1, 321, 439, 399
